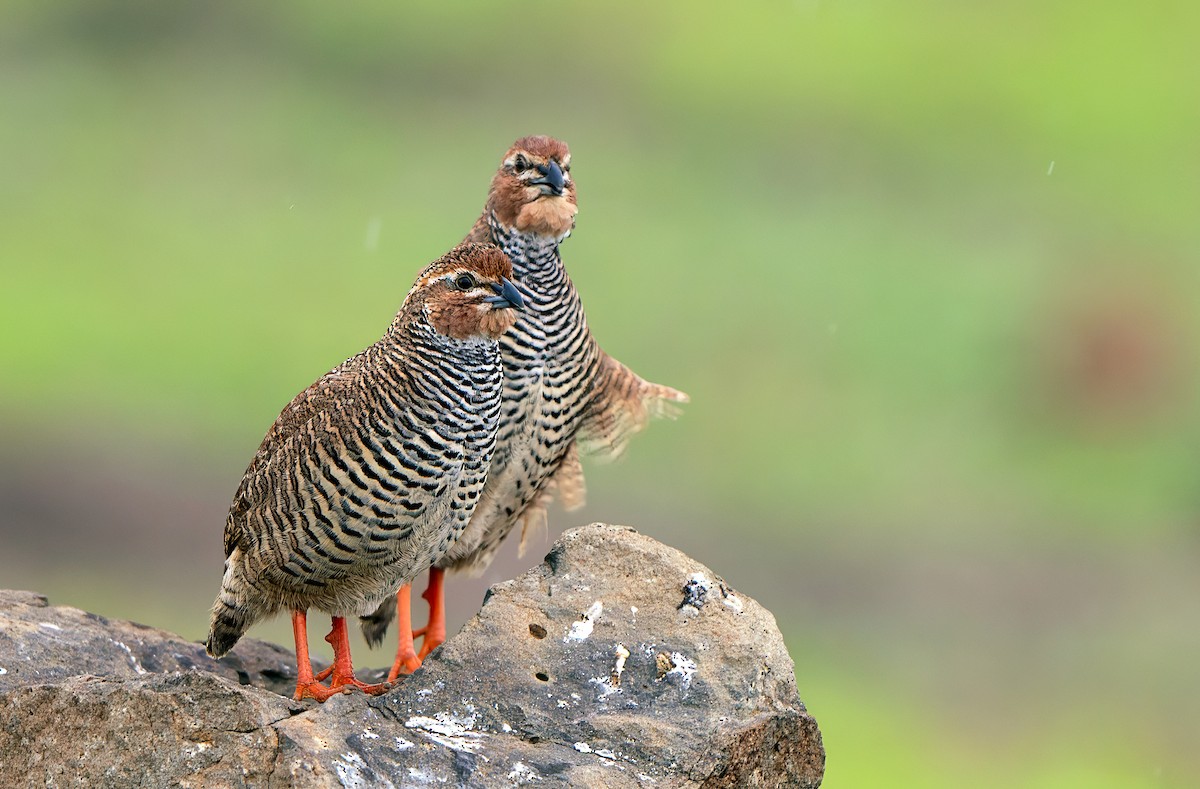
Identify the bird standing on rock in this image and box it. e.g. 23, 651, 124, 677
205, 243, 524, 702
363, 136, 689, 678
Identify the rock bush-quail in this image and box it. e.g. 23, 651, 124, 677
205, 242, 524, 701
362, 137, 688, 677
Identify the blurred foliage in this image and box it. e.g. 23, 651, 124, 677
1, 1, 1198, 785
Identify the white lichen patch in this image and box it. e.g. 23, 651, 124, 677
404, 766, 442, 786
0, 667, 7, 675
360, 727, 379, 740
394, 736, 415, 750
404, 711, 486, 754
587, 642, 632, 698
574, 741, 624, 764
333, 751, 389, 789
508, 761, 540, 784
665, 652, 697, 689
565, 600, 603, 641
589, 675, 621, 698
112, 640, 148, 675
567, 619, 593, 641
38, 622, 62, 631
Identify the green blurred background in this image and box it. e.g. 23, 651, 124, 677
2, 1, 1198, 785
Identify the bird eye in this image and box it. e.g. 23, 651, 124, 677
513, 155, 529, 173
453, 273, 476, 290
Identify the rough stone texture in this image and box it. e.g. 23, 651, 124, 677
0, 524, 824, 788
0, 589, 315, 698
2, 673, 297, 788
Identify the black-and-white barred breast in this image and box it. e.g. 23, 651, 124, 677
435, 218, 602, 571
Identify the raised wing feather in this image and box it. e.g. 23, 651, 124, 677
575, 350, 689, 463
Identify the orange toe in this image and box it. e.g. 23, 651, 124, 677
328, 672, 390, 696
293, 678, 350, 702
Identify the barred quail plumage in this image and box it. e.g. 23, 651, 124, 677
205, 242, 524, 701
363, 136, 688, 676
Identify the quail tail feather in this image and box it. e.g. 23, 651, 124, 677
205, 552, 257, 658
640, 380, 690, 420
359, 589, 397, 647
576, 351, 690, 463
205, 618, 245, 659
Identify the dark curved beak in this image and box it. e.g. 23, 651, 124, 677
531, 160, 565, 196
485, 277, 525, 311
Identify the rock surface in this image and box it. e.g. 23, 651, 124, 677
0, 524, 824, 788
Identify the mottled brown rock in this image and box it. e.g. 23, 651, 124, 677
0, 524, 824, 788
0, 672, 297, 788
0, 588, 312, 697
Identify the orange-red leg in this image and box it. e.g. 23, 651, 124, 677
291, 610, 348, 702
321, 616, 389, 696
414, 567, 446, 661
387, 585, 422, 682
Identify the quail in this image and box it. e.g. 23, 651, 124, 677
362, 136, 688, 678
205, 242, 524, 701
